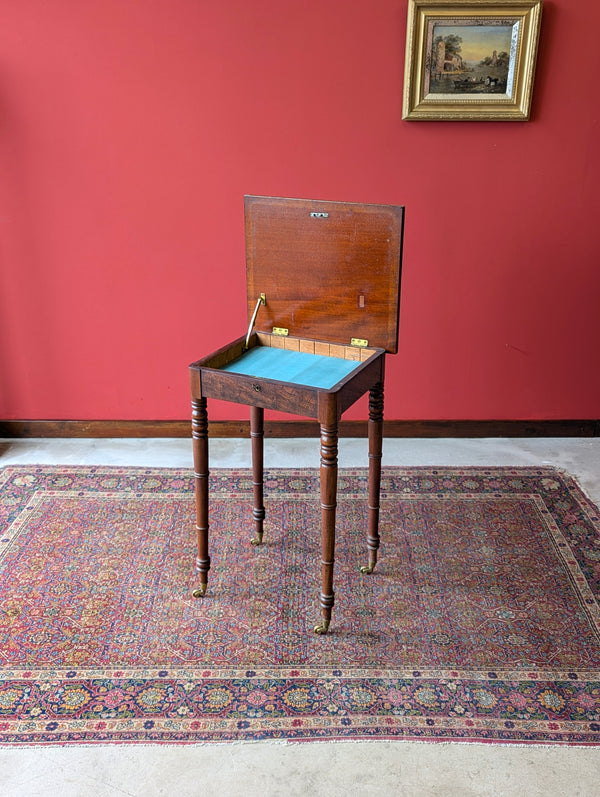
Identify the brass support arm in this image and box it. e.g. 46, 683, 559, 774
244, 293, 266, 350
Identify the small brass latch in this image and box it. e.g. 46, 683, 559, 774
351, 337, 369, 348
244, 293, 266, 350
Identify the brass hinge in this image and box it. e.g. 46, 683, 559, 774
351, 337, 368, 348
273, 327, 289, 336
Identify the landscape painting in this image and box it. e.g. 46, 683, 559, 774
425, 21, 517, 95
402, 0, 543, 121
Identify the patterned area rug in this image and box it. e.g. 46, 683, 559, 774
1, 465, 600, 746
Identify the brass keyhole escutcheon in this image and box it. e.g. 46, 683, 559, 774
253, 384, 261, 392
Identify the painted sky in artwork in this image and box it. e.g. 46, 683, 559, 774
433, 24, 514, 63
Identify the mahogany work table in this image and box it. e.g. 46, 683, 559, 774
189, 195, 404, 634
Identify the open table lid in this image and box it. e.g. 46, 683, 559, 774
245, 196, 405, 354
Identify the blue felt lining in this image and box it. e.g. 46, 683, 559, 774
221, 346, 360, 389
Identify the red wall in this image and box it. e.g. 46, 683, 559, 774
1, 0, 598, 422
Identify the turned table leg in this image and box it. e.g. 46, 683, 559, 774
361, 382, 384, 575
191, 397, 210, 597
250, 405, 265, 546
315, 403, 338, 635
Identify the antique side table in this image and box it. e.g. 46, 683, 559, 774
189, 196, 404, 634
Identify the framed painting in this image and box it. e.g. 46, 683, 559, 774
402, 0, 543, 120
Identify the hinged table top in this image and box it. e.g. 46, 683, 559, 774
245, 196, 404, 353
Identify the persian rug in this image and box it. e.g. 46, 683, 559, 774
1, 465, 600, 747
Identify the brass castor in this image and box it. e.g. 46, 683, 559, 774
250, 533, 264, 546
360, 564, 375, 574
192, 585, 207, 598
314, 619, 330, 635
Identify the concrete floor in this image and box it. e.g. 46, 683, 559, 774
1, 436, 599, 797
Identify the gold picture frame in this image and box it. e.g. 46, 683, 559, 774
402, 0, 543, 120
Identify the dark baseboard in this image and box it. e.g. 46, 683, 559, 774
0, 419, 598, 438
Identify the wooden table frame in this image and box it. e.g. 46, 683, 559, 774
189, 333, 386, 634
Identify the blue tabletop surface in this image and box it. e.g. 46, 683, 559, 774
221, 346, 360, 389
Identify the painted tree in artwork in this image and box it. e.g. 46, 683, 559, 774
481, 50, 509, 66
434, 33, 463, 57
433, 33, 464, 73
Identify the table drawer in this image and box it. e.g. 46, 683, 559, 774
199, 369, 319, 417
